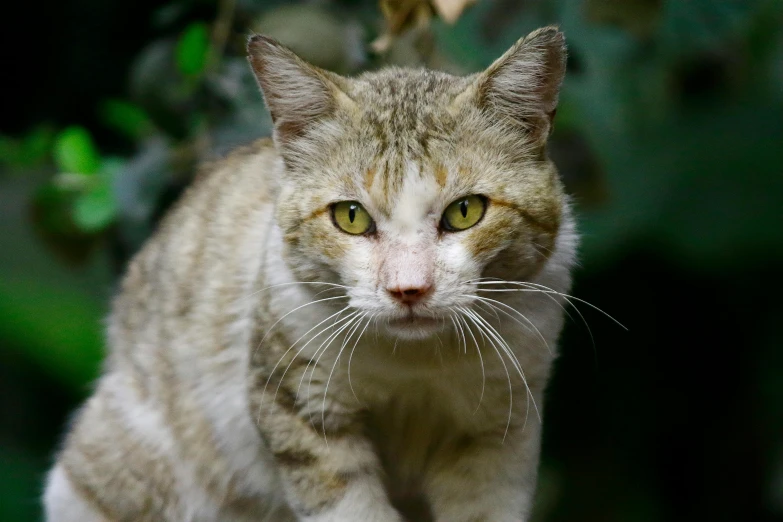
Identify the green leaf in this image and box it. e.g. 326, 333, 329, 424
73, 178, 117, 232
0, 446, 49, 522
0, 277, 103, 389
100, 155, 126, 177
22, 126, 54, 166
54, 126, 101, 175
0, 135, 18, 166
100, 99, 155, 140
176, 22, 211, 77
0, 126, 55, 170
52, 171, 92, 191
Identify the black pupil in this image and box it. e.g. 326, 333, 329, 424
348, 205, 357, 223
459, 199, 468, 218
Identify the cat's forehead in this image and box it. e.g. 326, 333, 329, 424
363, 159, 445, 227
350, 69, 468, 130
355, 68, 462, 104
337, 69, 475, 214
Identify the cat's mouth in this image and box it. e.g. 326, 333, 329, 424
388, 315, 438, 327
385, 314, 441, 339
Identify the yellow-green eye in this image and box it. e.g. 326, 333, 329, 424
441, 195, 486, 232
332, 201, 374, 235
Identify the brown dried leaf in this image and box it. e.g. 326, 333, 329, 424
372, 0, 475, 54
431, 0, 477, 24
378, 0, 431, 33
373, 0, 433, 53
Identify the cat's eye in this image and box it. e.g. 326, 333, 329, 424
331, 201, 375, 235
441, 195, 487, 232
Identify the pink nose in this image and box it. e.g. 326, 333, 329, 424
387, 284, 433, 305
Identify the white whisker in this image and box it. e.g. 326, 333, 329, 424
347, 314, 377, 405
240, 280, 353, 305
467, 295, 552, 356
298, 312, 363, 412
271, 310, 359, 407
261, 305, 350, 406
253, 294, 351, 360
346, 314, 374, 405
320, 312, 369, 445
449, 315, 466, 354
472, 279, 626, 330
455, 311, 485, 414
459, 306, 513, 440
463, 306, 539, 431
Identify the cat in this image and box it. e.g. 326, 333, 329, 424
44, 26, 576, 522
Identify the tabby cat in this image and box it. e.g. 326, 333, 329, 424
44, 26, 576, 522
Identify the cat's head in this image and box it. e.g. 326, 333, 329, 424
248, 28, 571, 340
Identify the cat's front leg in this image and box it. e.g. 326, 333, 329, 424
249, 386, 402, 522
424, 422, 542, 522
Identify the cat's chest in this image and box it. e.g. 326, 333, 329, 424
367, 389, 461, 465
359, 381, 485, 522
357, 367, 489, 466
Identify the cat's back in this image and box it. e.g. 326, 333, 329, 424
106, 138, 280, 379
46, 138, 293, 522
112, 138, 278, 347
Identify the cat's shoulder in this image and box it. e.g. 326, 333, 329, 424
196, 137, 279, 185
167, 137, 279, 218
126, 137, 279, 272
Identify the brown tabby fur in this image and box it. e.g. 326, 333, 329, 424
45, 27, 576, 522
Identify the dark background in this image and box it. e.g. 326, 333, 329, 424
1, 1, 782, 521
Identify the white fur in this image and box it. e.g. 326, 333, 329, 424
44, 466, 103, 522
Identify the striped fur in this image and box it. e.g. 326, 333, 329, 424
45, 27, 576, 522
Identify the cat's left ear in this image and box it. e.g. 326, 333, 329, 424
472, 26, 567, 145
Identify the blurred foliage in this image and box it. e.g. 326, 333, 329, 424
177, 22, 213, 77
0, 0, 782, 521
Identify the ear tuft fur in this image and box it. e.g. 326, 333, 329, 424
477, 26, 567, 144
247, 35, 338, 146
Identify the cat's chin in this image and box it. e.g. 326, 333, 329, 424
384, 316, 441, 340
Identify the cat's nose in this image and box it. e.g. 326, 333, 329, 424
387, 284, 433, 305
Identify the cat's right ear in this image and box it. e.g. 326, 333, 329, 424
247, 35, 352, 147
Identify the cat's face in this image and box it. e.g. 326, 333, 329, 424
249, 29, 567, 339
